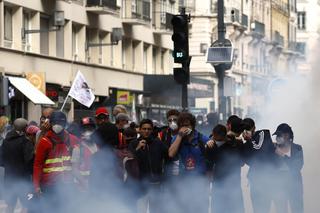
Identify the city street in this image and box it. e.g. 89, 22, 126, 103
1, 0, 320, 212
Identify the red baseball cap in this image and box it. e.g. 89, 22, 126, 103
95, 107, 109, 117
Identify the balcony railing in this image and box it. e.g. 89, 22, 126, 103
86, 0, 117, 10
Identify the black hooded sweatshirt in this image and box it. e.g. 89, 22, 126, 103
0, 130, 34, 182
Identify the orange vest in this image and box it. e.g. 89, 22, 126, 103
41, 134, 78, 185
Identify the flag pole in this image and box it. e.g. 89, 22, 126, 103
60, 95, 69, 111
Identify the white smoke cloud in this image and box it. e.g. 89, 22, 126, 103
250, 1, 320, 211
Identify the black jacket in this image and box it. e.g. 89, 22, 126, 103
206, 136, 244, 185
275, 143, 303, 180
129, 136, 168, 183
242, 130, 277, 180
0, 130, 34, 181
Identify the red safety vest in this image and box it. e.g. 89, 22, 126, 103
33, 131, 79, 189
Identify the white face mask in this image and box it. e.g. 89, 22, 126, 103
81, 130, 93, 141
52, 124, 64, 134
123, 124, 130, 129
276, 136, 286, 145
169, 122, 178, 131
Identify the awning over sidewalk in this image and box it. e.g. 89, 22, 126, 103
8, 77, 54, 105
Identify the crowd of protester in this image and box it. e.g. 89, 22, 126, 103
0, 106, 304, 213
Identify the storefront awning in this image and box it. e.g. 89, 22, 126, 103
8, 77, 54, 105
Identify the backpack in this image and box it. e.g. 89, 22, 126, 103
114, 148, 140, 182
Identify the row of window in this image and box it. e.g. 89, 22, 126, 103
2, 6, 171, 74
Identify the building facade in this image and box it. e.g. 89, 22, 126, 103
0, 0, 178, 122
188, 0, 299, 118
296, 0, 320, 73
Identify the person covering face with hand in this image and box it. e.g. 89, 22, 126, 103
169, 112, 209, 175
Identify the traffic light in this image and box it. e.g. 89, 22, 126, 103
0, 76, 9, 106
174, 67, 189, 84
171, 14, 189, 63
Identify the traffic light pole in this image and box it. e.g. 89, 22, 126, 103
181, 56, 191, 110
180, 8, 188, 111
215, 0, 227, 121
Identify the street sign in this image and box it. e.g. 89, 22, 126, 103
206, 46, 234, 63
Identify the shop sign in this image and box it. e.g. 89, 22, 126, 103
26, 72, 46, 94
117, 91, 131, 105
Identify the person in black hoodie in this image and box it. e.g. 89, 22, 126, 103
206, 118, 245, 213
1, 118, 34, 213
273, 123, 303, 213
242, 118, 277, 213
129, 119, 168, 213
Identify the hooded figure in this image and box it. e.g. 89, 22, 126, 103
1, 118, 34, 213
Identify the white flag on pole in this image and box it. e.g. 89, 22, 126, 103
68, 71, 95, 108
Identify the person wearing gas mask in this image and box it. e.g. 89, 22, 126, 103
168, 112, 210, 213
33, 111, 79, 213
1, 118, 34, 213
273, 123, 303, 213
130, 119, 168, 213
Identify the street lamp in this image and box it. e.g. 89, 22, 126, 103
86, 27, 123, 51
21, 11, 65, 40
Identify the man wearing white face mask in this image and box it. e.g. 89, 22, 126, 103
157, 110, 180, 178
273, 123, 304, 213
33, 111, 79, 213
